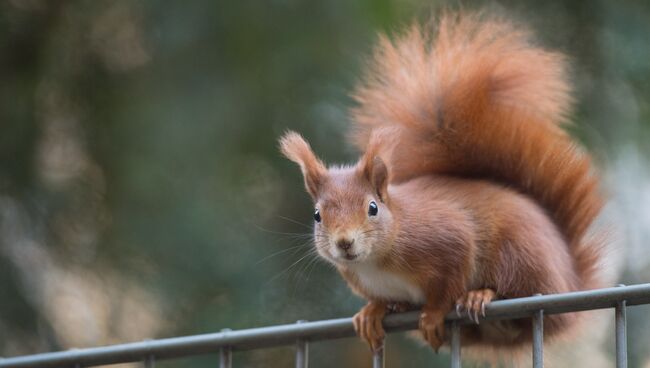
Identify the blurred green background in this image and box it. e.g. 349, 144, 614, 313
1, 1, 649, 367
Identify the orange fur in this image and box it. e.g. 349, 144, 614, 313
278, 11, 604, 355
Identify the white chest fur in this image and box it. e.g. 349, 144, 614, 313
349, 262, 425, 304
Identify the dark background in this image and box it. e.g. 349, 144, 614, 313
1, 1, 649, 367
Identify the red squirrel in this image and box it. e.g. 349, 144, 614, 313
279, 12, 603, 352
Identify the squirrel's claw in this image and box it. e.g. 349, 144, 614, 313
456, 288, 497, 324
387, 301, 414, 314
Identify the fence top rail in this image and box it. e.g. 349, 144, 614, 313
1, 283, 649, 368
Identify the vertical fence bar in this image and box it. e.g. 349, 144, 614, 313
450, 320, 461, 368
372, 345, 384, 368
295, 320, 309, 368
616, 300, 628, 368
616, 284, 628, 368
532, 308, 544, 368
144, 355, 154, 368
220, 328, 232, 368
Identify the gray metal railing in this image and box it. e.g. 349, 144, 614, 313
1, 283, 649, 368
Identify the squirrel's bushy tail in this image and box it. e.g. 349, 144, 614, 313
350, 12, 603, 289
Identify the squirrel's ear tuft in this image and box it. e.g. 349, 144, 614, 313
279, 131, 327, 199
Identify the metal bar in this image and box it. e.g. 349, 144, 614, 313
532, 309, 544, 368
219, 329, 232, 368
218, 348, 231, 368
295, 320, 308, 368
144, 355, 154, 368
615, 300, 627, 368
450, 321, 461, 368
372, 346, 384, 368
1, 283, 649, 368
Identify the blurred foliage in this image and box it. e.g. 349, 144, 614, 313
0, 0, 649, 367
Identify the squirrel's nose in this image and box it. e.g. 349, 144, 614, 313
336, 238, 354, 251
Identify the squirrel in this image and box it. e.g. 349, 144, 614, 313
278, 11, 604, 354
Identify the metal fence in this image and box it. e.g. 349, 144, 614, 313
1, 283, 649, 368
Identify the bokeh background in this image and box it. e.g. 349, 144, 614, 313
1, 0, 649, 367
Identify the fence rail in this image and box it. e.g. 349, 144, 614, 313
1, 283, 650, 368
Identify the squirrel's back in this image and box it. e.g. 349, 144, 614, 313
350, 12, 603, 289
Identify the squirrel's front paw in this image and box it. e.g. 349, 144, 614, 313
353, 301, 386, 352
419, 309, 446, 352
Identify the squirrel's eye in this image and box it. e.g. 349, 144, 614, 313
314, 209, 321, 223
368, 201, 378, 217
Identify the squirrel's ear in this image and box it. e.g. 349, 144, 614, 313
360, 155, 389, 203
279, 131, 327, 199
359, 130, 390, 202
